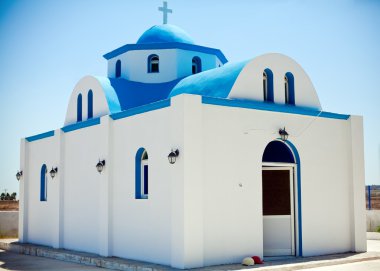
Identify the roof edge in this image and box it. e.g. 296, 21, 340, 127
103, 42, 228, 64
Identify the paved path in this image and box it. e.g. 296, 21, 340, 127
0, 249, 102, 271
1, 239, 380, 270
303, 259, 380, 271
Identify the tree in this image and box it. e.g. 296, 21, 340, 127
0, 193, 4, 200
10, 192, 17, 200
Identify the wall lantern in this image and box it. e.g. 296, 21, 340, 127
96, 160, 106, 173
168, 149, 179, 164
49, 167, 58, 179
279, 127, 289, 141
16, 170, 23, 181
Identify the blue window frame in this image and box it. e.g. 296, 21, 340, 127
192, 56, 202, 74
263, 68, 274, 102
135, 148, 148, 199
40, 164, 47, 201
77, 93, 82, 122
285, 72, 295, 105
148, 54, 159, 73
87, 90, 93, 119
115, 60, 121, 78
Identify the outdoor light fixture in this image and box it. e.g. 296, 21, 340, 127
279, 127, 289, 141
168, 149, 179, 164
16, 170, 23, 181
49, 167, 58, 179
96, 160, 106, 173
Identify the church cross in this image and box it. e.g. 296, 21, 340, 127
158, 1, 172, 24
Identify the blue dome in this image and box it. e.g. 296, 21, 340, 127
137, 24, 195, 44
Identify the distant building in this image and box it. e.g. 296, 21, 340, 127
18, 20, 366, 268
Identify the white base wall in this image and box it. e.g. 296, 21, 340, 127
20, 94, 366, 268
367, 210, 380, 232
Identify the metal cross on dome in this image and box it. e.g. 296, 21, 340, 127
158, 1, 172, 24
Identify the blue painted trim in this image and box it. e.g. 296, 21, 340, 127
135, 148, 146, 199
26, 130, 55, 142
202, 97, 350, 120
61, 117, 100, 133
94, 76, 122, 114
103, 42, 228, 64
283, 140, 303, 257
318, 112, 350, 120
368, 186, 371, 210
40, 164, 47, 202
110, 99, 171, 121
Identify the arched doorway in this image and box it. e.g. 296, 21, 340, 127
262, 140, 301, 257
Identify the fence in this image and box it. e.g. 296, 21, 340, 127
366, 185, 380, 210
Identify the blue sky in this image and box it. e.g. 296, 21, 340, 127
0, 0, 379, 194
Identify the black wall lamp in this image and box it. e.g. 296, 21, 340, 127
279, 127, 289, 141
16, 170, 23, 181
96, 160, 106, 173
49, 167, 58, 179
168, 149, 179, 164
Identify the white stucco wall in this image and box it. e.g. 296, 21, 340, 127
20, 94, 365, 269
111, 106, 173, 265
107, 49, 219, 83
199, 99, 364, 264
229, 53, 322, 110
23, 132, 61, 247
367, 210, 380, 232
62, 123, 106, 254
64, 76, 120, 126
176, 50, 220, 79
0, 211, 18, 237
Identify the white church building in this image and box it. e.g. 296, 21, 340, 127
18, 11, 366, 269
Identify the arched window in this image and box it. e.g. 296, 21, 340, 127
77, 94, 82, 122
135, 148, 149, 199
87, 90, 93, 119
115, 60, 121, 78
284, 72, 295, 105
192, 56, 202, 74
40, 164, 47, 201
148, 54, 159, 73
263, 68, 274, 102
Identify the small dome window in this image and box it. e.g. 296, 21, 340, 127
77, 93, 82, 122
87, 90, 93, 119
148, 54, 159, 73
136, 148, 149, 199
115, 60, 121, 78
263, 68, 274, 102
284, 72, 295, 105
192, 57, 202, 74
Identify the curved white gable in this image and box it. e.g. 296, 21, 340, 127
64, 75, 121, 126
229, 53, 321, 110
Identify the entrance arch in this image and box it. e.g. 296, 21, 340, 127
262, 140, 302, 257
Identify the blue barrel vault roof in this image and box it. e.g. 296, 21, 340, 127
169, 60, 249, 98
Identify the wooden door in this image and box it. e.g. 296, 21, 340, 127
262, 167, 295, 256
